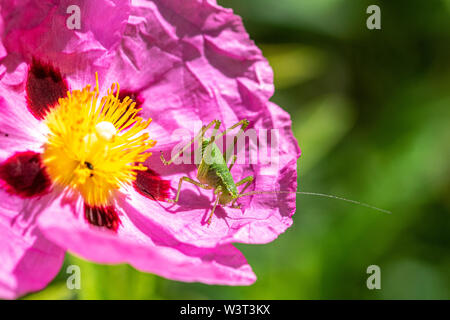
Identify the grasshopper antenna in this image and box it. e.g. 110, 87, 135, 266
239, 190, 392, 214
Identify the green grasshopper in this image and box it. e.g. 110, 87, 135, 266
160, 119, 255, 224
160, 119, 392, 225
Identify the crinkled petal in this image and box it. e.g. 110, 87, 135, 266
102, 0, 300, 247
0, 191, 65, 299
106, 0, 273, 117
0, 81, 47, 159
0, 0, 299, 287
37, 194, 256, 285
0, 0, 131, 87
129, 102, 299, 247
0, 15, 6, 60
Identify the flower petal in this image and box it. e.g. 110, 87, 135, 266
83, 203, 121, 232
125, 146, 298, 248
0, 0, 299, 288
134, 167, 171, 201
0, 191, 65, 299
0, 0, 131, 87
37, 194, 256, 285
0, 151, 52, 199
106, 0, 273, 120
97, 0, 301, 247
0, 81, 47, 158
26, 58, 69, 120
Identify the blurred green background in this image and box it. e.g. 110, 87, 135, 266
25, 0, 450, 300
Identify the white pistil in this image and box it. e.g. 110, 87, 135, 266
95, 121, 117, 142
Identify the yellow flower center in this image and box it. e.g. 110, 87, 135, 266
42, 75, 155, 206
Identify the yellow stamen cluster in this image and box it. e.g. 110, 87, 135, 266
42, 76, 155, 206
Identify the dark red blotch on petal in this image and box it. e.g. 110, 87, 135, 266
117, 89, 144, 109
84, 203, 121, 232
113, 89, 144, 129
0, 151, 52, 198
134, 168, 171, 201
26, 58, 69, 120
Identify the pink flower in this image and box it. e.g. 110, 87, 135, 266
0, 0, 300, 299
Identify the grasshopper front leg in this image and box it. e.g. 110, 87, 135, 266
228, 155, 237, 171
219, 119, 249, 163
207, 186, 222, 225
160, 120, 221, 165
231, 175, 254, 207
169, 176, 212, 203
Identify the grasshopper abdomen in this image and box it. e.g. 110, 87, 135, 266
197, 139, 238, 204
